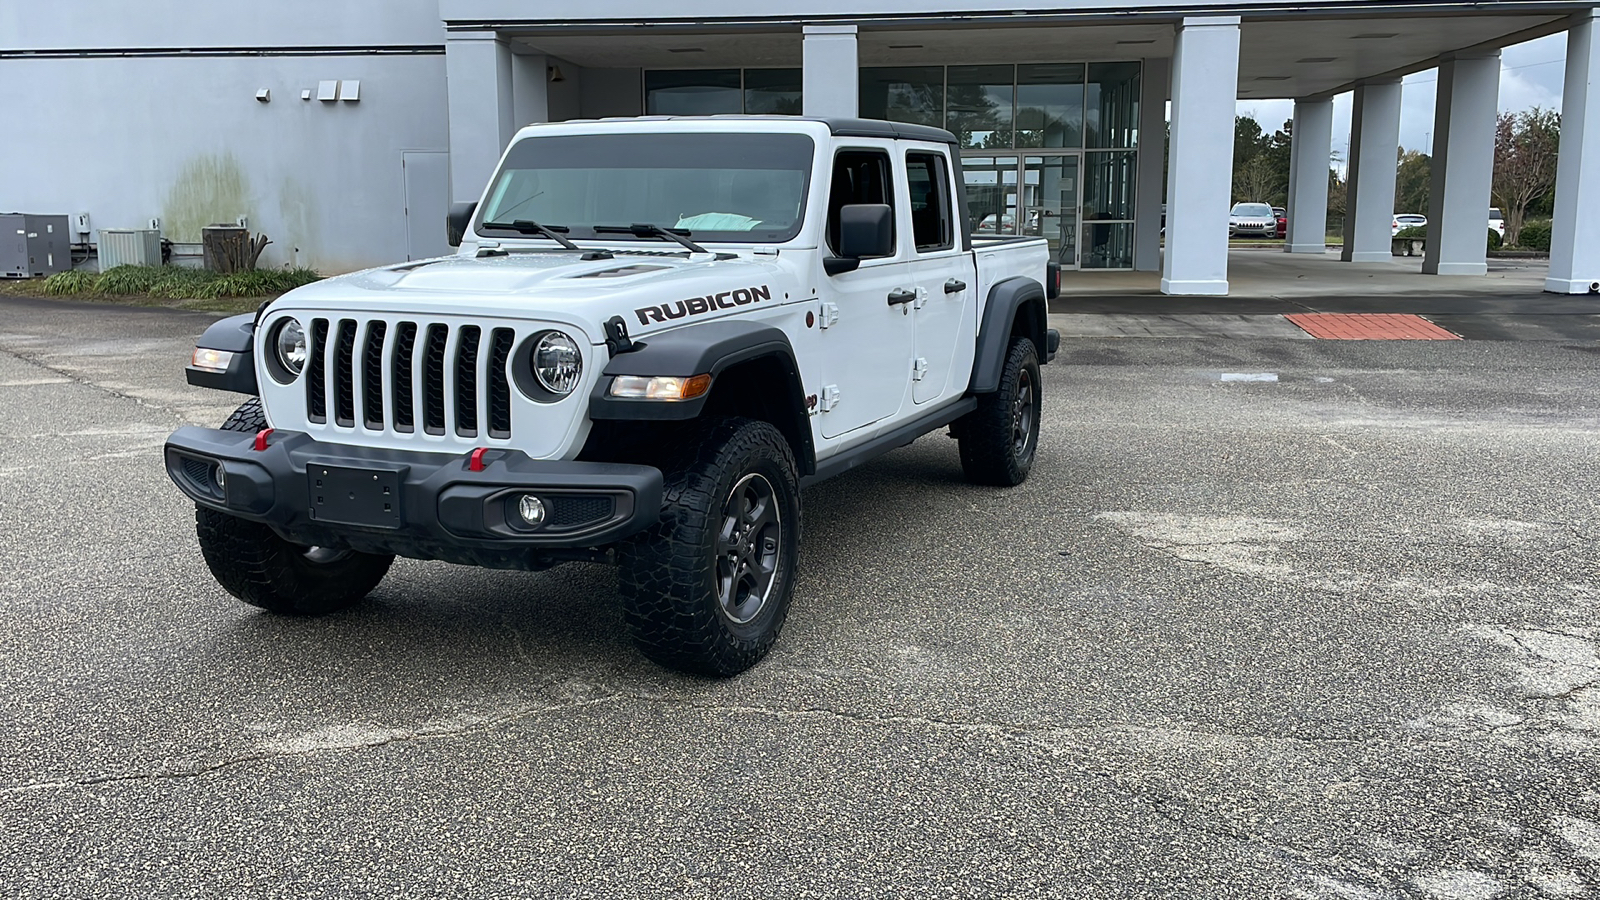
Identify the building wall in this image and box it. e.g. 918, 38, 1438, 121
2, 0, 444, 49
0, 0, 449, 273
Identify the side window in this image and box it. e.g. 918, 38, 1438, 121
906, 152, 954, 253
826, 149, 895, 256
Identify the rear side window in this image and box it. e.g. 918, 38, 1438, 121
906, 152, 954, 253
827, 150, 895, 256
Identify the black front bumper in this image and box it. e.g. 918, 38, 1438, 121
164, 427, 664, 568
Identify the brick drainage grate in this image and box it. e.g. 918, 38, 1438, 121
1285, 313, 1463, 341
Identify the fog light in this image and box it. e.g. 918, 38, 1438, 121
517, 494, 546, 526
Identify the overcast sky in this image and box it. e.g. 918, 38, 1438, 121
1235, 32, 1568, 170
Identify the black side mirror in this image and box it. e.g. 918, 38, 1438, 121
446, 201, 478, 247
838, 203, 894, 259
826, 203, 894, 274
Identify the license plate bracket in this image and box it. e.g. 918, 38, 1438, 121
307, 464, 404, 529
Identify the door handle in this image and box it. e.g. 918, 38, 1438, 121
887, 288, 916, 307
944, 279, 967, 294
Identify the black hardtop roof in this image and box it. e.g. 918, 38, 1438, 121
556, 115, 959, 146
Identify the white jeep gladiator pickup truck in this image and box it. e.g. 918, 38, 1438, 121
165, 116, 1060, 676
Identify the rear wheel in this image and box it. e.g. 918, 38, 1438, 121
617, 417, 801, 676
956, 335, 1041, 486
194, 398, 393, 616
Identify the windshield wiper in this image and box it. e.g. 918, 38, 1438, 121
592, 223, 708, 255
480, 219, 580, 249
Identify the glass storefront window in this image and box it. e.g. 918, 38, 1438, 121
1085, 62, 1141, 149
1081, 221, 1133, 269
859, 67, 943, 127
946, 65, 1014, 150
744, 69, 802, 115
645, 70, 742, 115
1015, 63, 1084, 149
963, 157, 1020, 235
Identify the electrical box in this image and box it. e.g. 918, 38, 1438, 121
1, 214, 71, 278
98, 229, 163, 268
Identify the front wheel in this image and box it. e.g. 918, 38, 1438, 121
956, 335, 1041, 486
617, 417, 801, 677
194, 398, 394, 615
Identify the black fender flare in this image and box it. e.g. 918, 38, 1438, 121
588, 319, 814, 470
185, 313, 258, 395
969, 276, 1047, 394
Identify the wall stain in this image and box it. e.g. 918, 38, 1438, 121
162, 153, 255, 243
277, 177, 320, 271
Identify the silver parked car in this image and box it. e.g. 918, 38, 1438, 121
1229, 202, 1276, 238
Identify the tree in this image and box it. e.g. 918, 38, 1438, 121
1394, 150, 1431, 216
1492, 108, 1560, 246
1232, 116, 1292, 205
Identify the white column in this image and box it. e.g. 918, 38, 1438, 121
1162, 17, 1241, 296
445, 31, 514, 204
1423, 51, 1500, 276
1284, 98, 1333, 254
1341, 79, 1403, 262
803, 26, 858, 118
1133, 56, 1170, 272
511, 52, 550, 129
1548, 9, 1600, 294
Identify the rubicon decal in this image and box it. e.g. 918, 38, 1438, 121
635, 285, 771, 326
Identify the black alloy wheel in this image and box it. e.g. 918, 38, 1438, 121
716, 473, 783, 625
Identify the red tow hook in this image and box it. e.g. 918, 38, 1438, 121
253, 428, 274, 452
468, 447, 489, 472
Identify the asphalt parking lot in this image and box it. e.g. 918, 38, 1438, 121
2, 295, 1598, 899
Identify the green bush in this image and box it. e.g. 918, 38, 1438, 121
145, 267, 213, 299
62, 264, 324, 299
1487, 228, 1502, 251
1394, 226, 1427, 240
94, 265, 165, 294
1518, 220, 1552, 252
42, 269, 95, 295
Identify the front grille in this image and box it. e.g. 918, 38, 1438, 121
302, 317, 516, 442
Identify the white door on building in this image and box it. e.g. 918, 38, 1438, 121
402, 151, 452, 261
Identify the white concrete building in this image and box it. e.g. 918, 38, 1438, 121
3, 1, 1597, 293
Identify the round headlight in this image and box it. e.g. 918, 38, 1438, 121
274, 318, 307, 376
532, 331, 582, 395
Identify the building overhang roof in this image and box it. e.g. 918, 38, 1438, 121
453, 2, 1582, 101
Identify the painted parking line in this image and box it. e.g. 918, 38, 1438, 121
1286, 313, 1462, 340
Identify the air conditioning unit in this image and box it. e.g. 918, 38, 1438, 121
98, 228, 163, 268
1, 214, 71, 278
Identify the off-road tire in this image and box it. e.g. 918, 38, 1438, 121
194, 398, 394, 616
957, 336, 1041, 486
616, 417, 801, 677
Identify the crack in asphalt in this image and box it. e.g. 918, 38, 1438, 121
0, 343, 187, 425
2, 690, 1486, 797
0, 695, 618, 794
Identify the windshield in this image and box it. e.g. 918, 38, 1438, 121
476, 133, 815, 243
1232, 203, 1273, 217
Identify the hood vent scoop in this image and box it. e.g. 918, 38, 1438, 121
574, 264, 672, 279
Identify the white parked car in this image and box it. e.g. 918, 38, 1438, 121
1392, 214, 1427, 236
1229, 202, 1276, 238
164, 116, 1061, 676
1489, 207, 1505, 238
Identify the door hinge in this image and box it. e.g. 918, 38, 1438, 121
820, 385, 841, 412
913, 286, 928, 310
819, 302, 839, 329
912, 358, 929, 381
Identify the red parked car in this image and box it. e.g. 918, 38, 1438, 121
1273, 207, 1287, 239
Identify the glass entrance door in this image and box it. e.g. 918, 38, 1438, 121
1023, 155, 1079, 269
